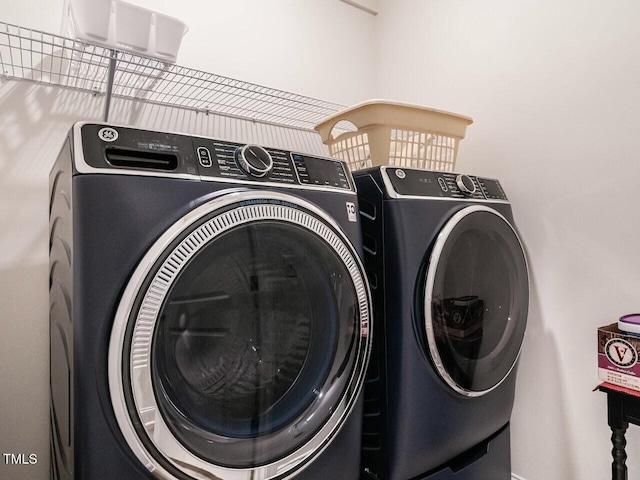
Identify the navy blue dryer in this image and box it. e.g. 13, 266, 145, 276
354, 167, 529, 480
49, 123, 372, 480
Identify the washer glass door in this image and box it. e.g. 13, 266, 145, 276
424, 206, 528, 396
110, 192, 370, 479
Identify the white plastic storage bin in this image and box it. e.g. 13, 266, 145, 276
315, 100, 473, 172
63, 0, 188, 62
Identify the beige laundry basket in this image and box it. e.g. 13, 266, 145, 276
315, 100, 473, 172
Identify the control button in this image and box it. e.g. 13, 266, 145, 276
395, 169, 406, 179
196, 147, 212, 167
438, 178, 448, 192
235, 145, 273, 178
456, 174, 477, 195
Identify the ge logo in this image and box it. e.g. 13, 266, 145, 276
395, 169, 406, 179
605, 338, 638, 368
345, 202, 357, 222
98, 127, 119, 142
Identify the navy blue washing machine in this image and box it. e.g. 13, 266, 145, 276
353, 167, 529, 480
49, 123, 372, 480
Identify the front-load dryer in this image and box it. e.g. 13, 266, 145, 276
49, 123, 372, 480
354, 167, 528, 480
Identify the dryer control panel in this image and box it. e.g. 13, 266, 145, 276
78, 124, 354, 192
383, 167, 508, 201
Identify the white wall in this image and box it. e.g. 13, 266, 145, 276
0, 2, 376, 479
376, 1, 640, 479
4, 0, 377, 104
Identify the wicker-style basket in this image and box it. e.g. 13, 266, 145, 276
315, 100, 473, 172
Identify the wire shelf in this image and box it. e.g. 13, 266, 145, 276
0, 21, 348, 131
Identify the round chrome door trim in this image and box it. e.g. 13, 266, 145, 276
108, 189, 372, 480
423, 205, 529, 398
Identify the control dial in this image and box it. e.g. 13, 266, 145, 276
235, 145, 273, 178
456, 174, 477, 195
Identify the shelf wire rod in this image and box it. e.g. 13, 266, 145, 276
56, 37, 66, 87
195, 74, 237, 110
234, 90, 267, 121
150, 66, 188, 107
111, 95, 323, 134
162, 66, 342, 113
150, 73, 337, 123
189, 79, 218, 111
115, 55, 144, 99
141, 62, 172, 100
7, 26, 17, 78
161, 74, 194, 109
67, 40, 78, 90
0, 24, 5, 75
63, 38, 73, 88
29, 27, 34, 83
225, 81, 262, 116
87, 44, 109, 94
182, 71, 214, 110
171, 67, 205, 109
86, 44, 106, 93
127, 55, 161, 97
157, 72, 217, 109
36, 32, 46, 85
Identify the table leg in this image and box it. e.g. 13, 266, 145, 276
608, 392, 629, 480
611, 426, 628, 480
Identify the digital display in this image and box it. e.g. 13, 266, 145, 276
292, 154, 350, 189
306, 157, 343, 184
479, 178, 507, 200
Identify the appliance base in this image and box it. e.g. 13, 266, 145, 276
418, 424, 511, 480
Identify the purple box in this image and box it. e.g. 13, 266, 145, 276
598, 323, 640, 391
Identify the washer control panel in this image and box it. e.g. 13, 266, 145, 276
196, 139, 298, 184
81, 124, 353, 191
193, 138, 352, 190
384, 167, 508, 201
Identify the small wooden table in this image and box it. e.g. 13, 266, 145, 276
597, 383, 640, 480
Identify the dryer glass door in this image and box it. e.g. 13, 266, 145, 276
110, 193, 370, 480
424, 205, 528, 396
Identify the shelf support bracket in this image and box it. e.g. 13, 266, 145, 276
103, 49, 118, 122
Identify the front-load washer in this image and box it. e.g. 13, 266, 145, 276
354, 167, 529, 480
49, 122, 372, 480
